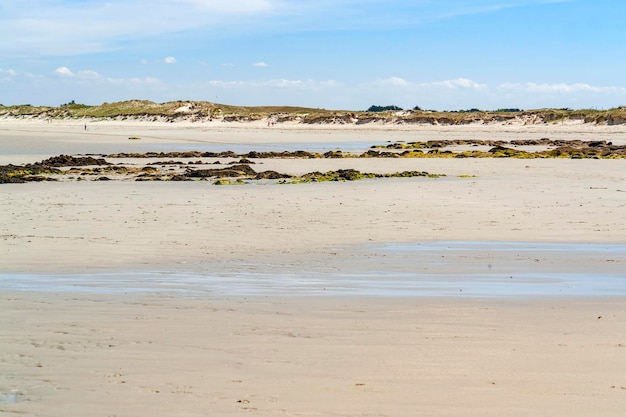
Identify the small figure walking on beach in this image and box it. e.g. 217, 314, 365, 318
84, 123, 87, 131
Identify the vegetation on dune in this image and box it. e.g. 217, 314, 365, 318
1, 100, 625, 125
0, 100, 334, 120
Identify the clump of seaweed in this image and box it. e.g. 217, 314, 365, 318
213, 178, 246, 185
102, 138, 626, 161
0, 155, 111, 184
0, 164, 62, 183
279, 169, 444, 184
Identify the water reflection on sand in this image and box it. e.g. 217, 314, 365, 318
2, 241, 625, 298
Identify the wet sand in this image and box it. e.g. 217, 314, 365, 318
2, 292, 626, 417
1, 119, 626, 416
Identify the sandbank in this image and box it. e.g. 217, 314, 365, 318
1, 119, 626, 416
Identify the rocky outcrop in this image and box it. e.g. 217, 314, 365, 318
39, 155, 110, 167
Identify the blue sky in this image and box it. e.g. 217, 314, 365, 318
1, 0, 625, 110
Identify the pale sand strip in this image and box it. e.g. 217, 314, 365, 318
2, 117, 626, 164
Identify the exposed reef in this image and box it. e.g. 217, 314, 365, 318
0, 155, 109, 183
105, 139, 626, 160
2, 138, 625, 184
1, 155, 444, 184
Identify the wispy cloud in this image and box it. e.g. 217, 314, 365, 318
180, 0, 275, 13
0, 0, 283, 57
208, 80, 246, 88
107, 77, 163, 86
372, 77, 486, 90
423, 78, 487, 89
207, 78, 336, 89
375, 77, 624, 97
436, 0, 573, 20
377, 77, 409, 86
54, 67, 101, 80
164, 56, 177, 64
499, 82, 626, 94
0, 68, 18, 77
55, 67, 75, 77
0, 68, 18, 84
253, 62, 269, 67
53, 66, 160, 87
0, 0, 577, 59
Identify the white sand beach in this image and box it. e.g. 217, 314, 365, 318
1, 119, 626, 416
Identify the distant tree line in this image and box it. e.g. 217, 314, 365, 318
60, 100, 89, 109
442, 108, 523, 113
367, 105, 403, 112
366, 105, 523, 113
495, 108, 522, 112
367, 105, 520, 113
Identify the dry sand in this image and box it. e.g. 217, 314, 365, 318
1, 119, 626, 416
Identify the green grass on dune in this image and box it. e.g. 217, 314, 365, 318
1, 101, 625, 125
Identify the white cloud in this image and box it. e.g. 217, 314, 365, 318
499, 82, 626, 94
253, 62, 269, 67
0, 68, 18, 77
366, 77, 409, 88
424, 78, 487, 90
121, 77, 163, 85
51, 66, 159, 87
378, 77, 409, 86
206, 78, 336, 89
180, 0, 275, 13
260, 79, 336, 89
208, 80, 246, 87
0, 0, 582, 61
437, 0, 574, 20
0, 0, 283, 58
368, 77, 486, 90
79, 70, 101, 79
265, 79, 301, 87
164, 56, 177, 64
319, 80, 339, 87
55, 67, 74, 77
55, 67, 103, 80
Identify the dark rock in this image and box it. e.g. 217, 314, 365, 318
255, 171, 291, 180
185, 164, 256, 178
39, 155, 110, 167
336, 169, 363, 180
323, 150, 344, 158
0, 173, 27, 183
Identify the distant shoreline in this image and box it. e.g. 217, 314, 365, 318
2, 100, 626, 126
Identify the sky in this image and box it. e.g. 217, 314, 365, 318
1, 0, 625, 110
